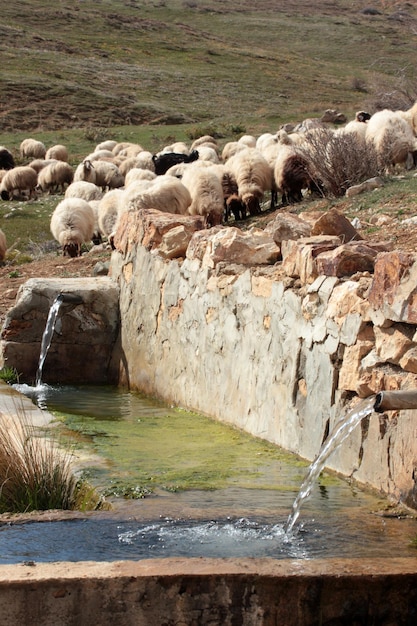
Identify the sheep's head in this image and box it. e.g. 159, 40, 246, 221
186, 149, 199, 164
0, 189, 10, 201
63, 242, 81, 257
226, 194, 246, 221
83, 159, 94, 171
355, 111, 371, 123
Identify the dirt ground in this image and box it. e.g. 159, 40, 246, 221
0, 248, 112, 328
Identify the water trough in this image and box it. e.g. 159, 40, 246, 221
2, 208, 417, 622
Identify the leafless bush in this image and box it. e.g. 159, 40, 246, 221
364, 65, 417, 112
299, 129, 381, 197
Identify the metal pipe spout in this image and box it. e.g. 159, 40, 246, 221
374, 390, 417, 413
57, 292, 83, 305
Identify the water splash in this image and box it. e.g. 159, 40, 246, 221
284, 396, 376, 535
35, 294, 65, 387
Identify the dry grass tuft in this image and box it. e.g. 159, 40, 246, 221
0, 407, 78, 513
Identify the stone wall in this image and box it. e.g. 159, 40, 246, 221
110, 209, 417, 509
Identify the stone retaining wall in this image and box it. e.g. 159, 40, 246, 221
110, 209, 417, 509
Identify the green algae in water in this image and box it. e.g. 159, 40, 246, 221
48, 386, 310, 497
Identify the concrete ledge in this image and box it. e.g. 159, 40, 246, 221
0, 558, 416, 625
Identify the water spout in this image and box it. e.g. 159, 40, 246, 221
374, 389, 417, 413
58, 292, 83, 305
34, 292, 83, 387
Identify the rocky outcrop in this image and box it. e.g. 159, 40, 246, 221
110, 208, 417, 509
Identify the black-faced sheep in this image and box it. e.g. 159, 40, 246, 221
180, 163, 225, 227
225, 148, 273, 217
152, 150, 199, 175
37, 161, 74, 194
65, 181, 104, 202
45, 144, 69, 162
20, 138, 46, 160
0, 146, 15, 170
365, 109, 417, 170
50, 198, 95, 257
0, 228, 6, 262
0, 166, 38, 200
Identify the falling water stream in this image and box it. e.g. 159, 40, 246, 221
284, 396, 376, 534
34, 294, 64, 387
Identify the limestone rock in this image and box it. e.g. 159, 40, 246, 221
368, 251, 417, 323
311, 208, 362, 242
113, 209, 205, 255
281, 235, 341, 283
190, 227, 281, 268
265, 212, 311, 244
345, 176, 384, 198
315, 242, 379, 277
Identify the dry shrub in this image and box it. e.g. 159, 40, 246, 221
299, 128, 381, 197
0, 407, 78, 513
365, 65, 417, 113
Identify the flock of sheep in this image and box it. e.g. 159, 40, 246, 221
1, 100, 417, 259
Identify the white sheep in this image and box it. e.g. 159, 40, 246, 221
95, 140, 118, 152
180, 163, 225, 227
118, 151, 155, 177
398, 101, 417, 135
191, 135, 218, 150
159, 141, 189, 155
0, 166, 38, 200
112, 141, 142, 157
29, 158, 58, 174
97, 188, 126, 241
124, 167, 157, 188
45, 144, 69, 162
84, 149, 115, 162
37, 161, 74, 194
50, 198, 95, 257
73, 159, 97, 184
256, 132, 279, 154
237, 134, 257, 148
20, 138, 46, 160
90, 160, 124, 190
126, 175, 191, 215
225, 148, 273, 217
221, 141, 245, 161
65, 181, 104, 202
365, 109, 417, 170
194, 145, 220, 163
0, 228, 6, 262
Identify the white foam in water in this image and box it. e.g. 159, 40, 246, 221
117, 518, 308, 560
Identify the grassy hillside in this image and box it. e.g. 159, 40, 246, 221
1, 0, 417, 263
1, 0, 417, 136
